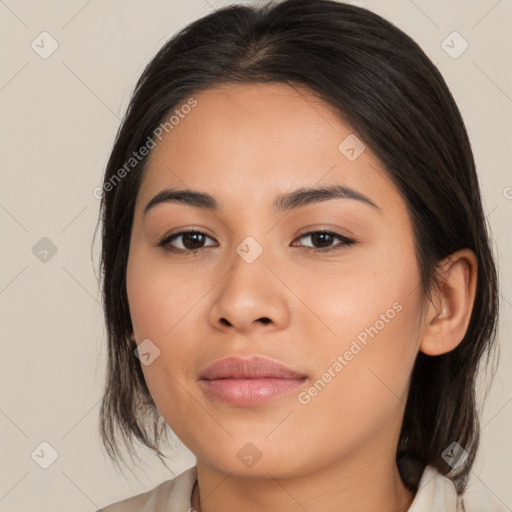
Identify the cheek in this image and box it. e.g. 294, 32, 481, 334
294, 237, 423, 400
126, 245, 212, 410
290, 273, 422, 461
126, 248, 205, 437
295, 240, 421, 343
126, 245, 208, 341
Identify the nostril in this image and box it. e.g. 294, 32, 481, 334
218, 317, 271, 327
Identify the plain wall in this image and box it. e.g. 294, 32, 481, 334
1, 1, 511, 510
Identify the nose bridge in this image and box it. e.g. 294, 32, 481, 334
208, 232, 290, 331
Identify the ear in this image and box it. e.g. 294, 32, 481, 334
420, 248, 478, 356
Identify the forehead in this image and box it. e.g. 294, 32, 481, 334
137, 83, 399, 212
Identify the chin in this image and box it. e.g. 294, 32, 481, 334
194, 438, 314, 479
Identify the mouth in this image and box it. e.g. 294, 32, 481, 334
199, 355, 308, 407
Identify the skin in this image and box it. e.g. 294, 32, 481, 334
126, 83, 477, 512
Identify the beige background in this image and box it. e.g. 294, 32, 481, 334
1, 0, 511, 510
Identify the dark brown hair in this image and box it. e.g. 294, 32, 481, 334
97, 0, 499, 493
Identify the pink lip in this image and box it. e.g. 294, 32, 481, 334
199, 355, 307, 407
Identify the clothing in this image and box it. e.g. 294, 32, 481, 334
98, 465, 509, 512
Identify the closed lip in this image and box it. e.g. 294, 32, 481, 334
199, 355, 307, 380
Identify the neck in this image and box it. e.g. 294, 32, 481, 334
191, 444, 415, 512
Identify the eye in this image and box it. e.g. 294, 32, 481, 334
157, 228, 355, 255
158, 230, 217, 254
292, 230, 355, 253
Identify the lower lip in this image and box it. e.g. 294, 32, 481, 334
200, 377, 307, 406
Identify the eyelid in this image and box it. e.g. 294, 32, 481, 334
292, 229, 355, 248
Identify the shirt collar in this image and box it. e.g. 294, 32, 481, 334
407, 465, 460, 512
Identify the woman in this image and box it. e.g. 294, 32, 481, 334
96, 1, 504, 510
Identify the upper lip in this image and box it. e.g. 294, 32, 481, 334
200, 355, 307, 380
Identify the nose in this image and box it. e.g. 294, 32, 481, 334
207, 245, 291, 334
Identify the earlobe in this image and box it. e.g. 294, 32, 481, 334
420, 249, 478, 356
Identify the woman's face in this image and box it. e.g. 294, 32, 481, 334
126, 83, 426, 478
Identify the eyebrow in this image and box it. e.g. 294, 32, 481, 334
143, 184, 379, 215
273, 185, 379, 212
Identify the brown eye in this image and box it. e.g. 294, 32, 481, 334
308, 232, 336, 248
158, 230, 216, 253
294, 230, 355, 252
179, 232, 207, 250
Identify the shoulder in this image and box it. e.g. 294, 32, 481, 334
409, 465, 508, 512
98, 466, 197, 512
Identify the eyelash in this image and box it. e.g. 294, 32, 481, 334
157, 229, 356, 255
